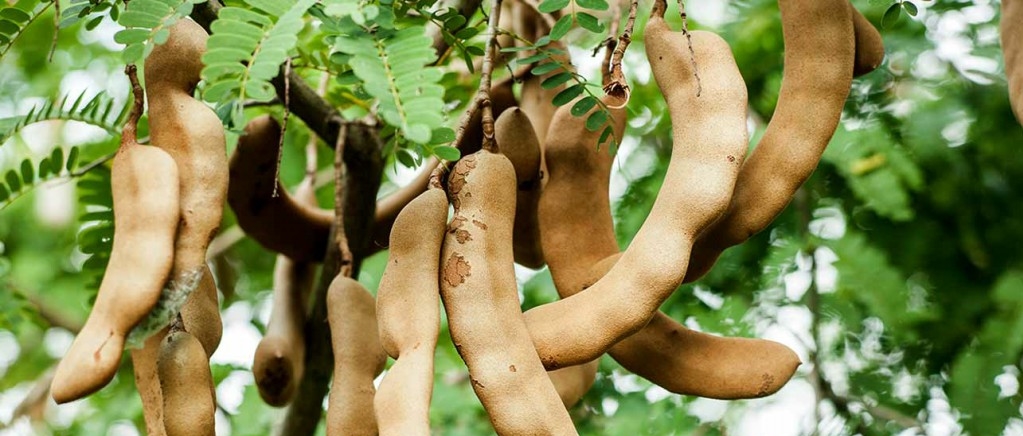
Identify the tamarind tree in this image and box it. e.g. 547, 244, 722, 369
1, 0, 1022, 435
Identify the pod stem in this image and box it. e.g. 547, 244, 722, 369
121, 64, 145, 149
333, 123, 354, 278
272, 57, 294, 198
478, 0, 503, 153
602, 0, 636, 106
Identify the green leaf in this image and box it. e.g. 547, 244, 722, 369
576, 12, 604, 33
881, 3, 901, 28
19, 159, 33, 185
585, 108, 608, 131
432, 145, 460, 161
37, 157, 50, 178
599, 125, 613, 145
552, 83, 585, 106
531, 61, 561, 76
570, 96, 598, 117
538, 0, 569, 14
5, 170, 20, 192
541, 72, 574, 89
903, 1, 918, 17
66, 146, 79, 171
550, 14, 572, 41
576, 0, 609, 11
0, 183, 7, 202
429, 127, 456, 145
51, 148, 64, 173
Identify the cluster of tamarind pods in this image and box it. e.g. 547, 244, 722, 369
45, 0, 1023, 433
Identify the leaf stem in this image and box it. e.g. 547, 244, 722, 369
122, 64, 144, 147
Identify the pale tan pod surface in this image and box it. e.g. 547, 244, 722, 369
440, 151, 577, 435
252, 179, 318, 407
1003, 0, 1023, 123
682, 0, 855, 283
375, 188, 449, 436
851, 2, 884, 77
583, 253, 801, 399
495, 108, 545, 268
51, 144, 180, 404
327, 276, 387, 436
132, 331, 168, 436
145, 18, 225, 356
157, 330, 216, 436
522, 29, 748, 370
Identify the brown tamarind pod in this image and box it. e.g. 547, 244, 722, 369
157, 329, 216, 436
682, 0, 855, 283
252, 178, 318, 407
851, 2, 884, 77
229, 115, 333, 262
440, 151, 577, 435
582, 252, 800, 399
534, 94, 627, 406
495, 108, 545, 268
1003, 0, 1023, 122
145, 18, 225, 356
327, 276, 387, 436
522, 29, 749, 370
460, 75, 518, 160
374, 188, 449, 435
51, 86, 181, 404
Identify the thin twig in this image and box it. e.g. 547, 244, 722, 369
478, 0, 504, 152
272, 57, 293, 197
676, 0, 701, 96
48, 0, 58, 62
333, 124, 353, 278
600, 1, 621, 86
603, 0, 636, 106
122, 64, 145, 146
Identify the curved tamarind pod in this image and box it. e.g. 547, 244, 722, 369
252, 179, 317, 407
146, 18, 225, 356
327, 276, 387, 436
682, 0, 855, 283
440, 151, 577, 435
1003, 0, 1023, 122
534, 94, 627, 406
522, 29, 749, 370
229, 115, 333, 262
372, 157, 441, 251
851, 2, 884, 77
51, 126, 181, 404
583, 253, 800, 399
375, 188, 448, 435
157, 330, 216, 436
495, 108, 545, 268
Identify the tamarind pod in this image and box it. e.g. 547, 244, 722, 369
440, 151, 577, 435
495, 108, 545, 268
50, 129, 181, 404
533, 94, 626, 406
1003, 0, 1023, 123
522, 29, 749, 370
579, 253, 800, 399
375, 188, 449, 435
252, 179, 318, 407
229, 115, 333, 262
682, 0, 855, 284
461, 76, 518, 159
371, 158, 441, 251
131, 329, 169, 436
327, 276, 387, 436
146, 18, 225, 356
851, 2, 884, 77
157, 330, 216, 436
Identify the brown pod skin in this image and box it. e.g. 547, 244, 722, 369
229, 115, 333, 262
157, 330, 216, 436
374, 188, 449, 436
51, 140, 180, 404
851, 2, 884, 77
327, 276, 387, 436
440, 151, 577, 436
145, 18, 225, 356
522, 29, 749, 370
1004, 0, 1023, 123
535, 95, 627, 406
682, 0, 855, 284
495, 108, 545, 268
132, 333, 167, 436
252, 179, 318, 407
584, 253, 800, 399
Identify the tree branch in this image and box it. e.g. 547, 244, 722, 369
478, 0, 504, 152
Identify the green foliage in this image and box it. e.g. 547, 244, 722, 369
113, 0, 204, 62
0, 146, 80, 210
0, 0, 49, 59
201, 0, 316, 127
76, 162, 112, 290
0, 91, 127, 146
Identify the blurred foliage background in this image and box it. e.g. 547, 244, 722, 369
1, 0, 1022, 435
